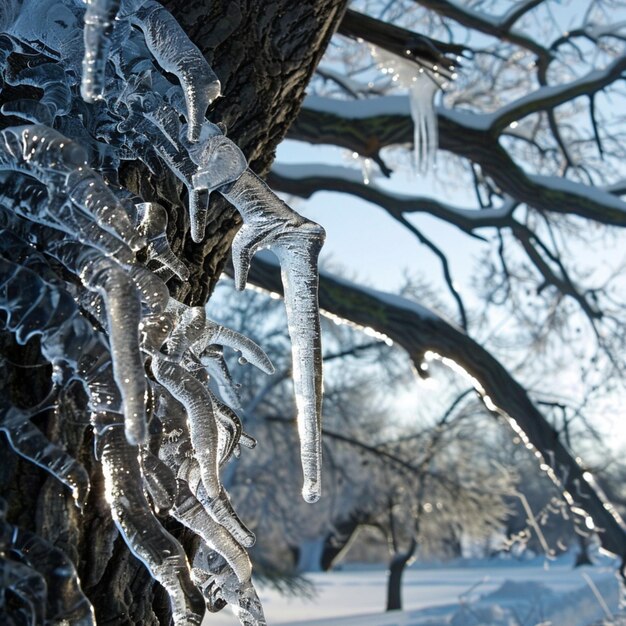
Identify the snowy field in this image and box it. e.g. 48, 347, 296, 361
204, 555, 624, 626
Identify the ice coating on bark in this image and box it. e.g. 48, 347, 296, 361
83, 260, 147, 445
0, 508, 96, 625
131, 0, 221, 142
81, 0, 122, 102
152, 356, 221, 498
99, 425, 205, 625
225, 170, 325, 503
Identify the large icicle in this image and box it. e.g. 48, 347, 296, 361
223, 169, 325, 503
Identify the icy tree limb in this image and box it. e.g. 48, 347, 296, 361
338, 9, 463, 73
242, 254, 626, 563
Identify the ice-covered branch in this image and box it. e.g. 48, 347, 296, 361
290, 97, 626, 227
338, 9, 464, 75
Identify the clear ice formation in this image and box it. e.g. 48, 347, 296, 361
0, 0, 326, 623
0, 499, 97, 625
371, 46, 441, 173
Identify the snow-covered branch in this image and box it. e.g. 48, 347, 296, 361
290, 97, 626, 227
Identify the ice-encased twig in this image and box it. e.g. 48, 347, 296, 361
98, 423, 205, 625
130, 0, 221, 142
224, 169, 325, 503
81, 0, 122, 103
0, 511, 96, 625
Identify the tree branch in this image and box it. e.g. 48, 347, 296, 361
289, 97, 626, 227
239, 253, 626, 562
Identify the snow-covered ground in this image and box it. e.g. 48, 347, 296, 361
204, 555, 624, 626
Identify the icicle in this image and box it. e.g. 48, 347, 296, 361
98, 425, 205, 625
82, 259, 147, 445
193, 319, 275, 376
152, 356, 222, 499
192, 543, 266, 626
224, 169, 325, 503
187, 130, 248, 242
136, 202, 189, 280
156, 390, 255, 547
410, 70, 440, 174
130, 0, 221, 142
0, 558, 48, 625
172, 481, 252, 583
370, 46, 442, 174
1, 418, 90, 507
142, 448, 177, 514
198, 345, 243, 410
4, 62, 72, 123
81, 0, 122, 102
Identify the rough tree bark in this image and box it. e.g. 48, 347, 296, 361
0, 2, 348, 624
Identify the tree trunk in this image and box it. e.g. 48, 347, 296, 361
0, 1, 347, 624
386, 538, 417, 612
